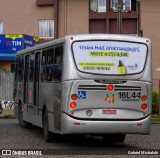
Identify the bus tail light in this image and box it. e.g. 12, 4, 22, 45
71, 94, 78, 101
107, 85, 114, 91
70, 102, 77, 109
141, 95, 147, 102
74, 122, 80, 125
141, 104, 147, 110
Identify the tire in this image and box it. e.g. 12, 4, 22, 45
18, 105, 30, 128
43, 111, 54, 142
102, 134, 126, 143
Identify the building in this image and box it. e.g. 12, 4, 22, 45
140, 0, 160, 90
0, 0, 138, 38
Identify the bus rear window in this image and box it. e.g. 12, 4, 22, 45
72, 41, 148, 75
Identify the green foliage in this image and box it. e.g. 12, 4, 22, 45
151, 115, 160, 124
3, 114, 15, 119
152, 91, 159, 114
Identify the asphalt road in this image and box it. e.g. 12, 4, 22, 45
0, 118, 160, 157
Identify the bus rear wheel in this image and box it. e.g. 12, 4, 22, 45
43, 111, 55, 142
102, 134, 126, 143
18, 105, 30, 128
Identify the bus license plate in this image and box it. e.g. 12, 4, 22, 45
102, 110, 117, 114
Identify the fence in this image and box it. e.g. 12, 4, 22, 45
0, 66, 14, 101
153, 79, 160, 115
153, 79, 160, 93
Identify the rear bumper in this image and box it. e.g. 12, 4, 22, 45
61, 113, 151, 135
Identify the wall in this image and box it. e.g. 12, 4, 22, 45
141, 0, 160, 79
0, 0, 54, 37
58, 0, 89, 38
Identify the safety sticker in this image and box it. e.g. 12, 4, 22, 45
78, 91, 86, 99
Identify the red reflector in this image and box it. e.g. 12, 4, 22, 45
70, 37, 74, 40
70, 102, 77, 109
141, 104, 147, 110
71, 94, 78, 100
74, 122, 80, 125
107, 85, 114, 91
141, 95, 147, 102
137, 124, 142, 126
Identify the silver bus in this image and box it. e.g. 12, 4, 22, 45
14, 34, 152, 143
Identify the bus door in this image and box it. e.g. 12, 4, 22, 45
53, 46, 63, 130
33, 52, 41, 114
27, 53, 35, 118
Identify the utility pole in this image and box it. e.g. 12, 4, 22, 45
117, 0, 122, 34
137, 1, 142, 36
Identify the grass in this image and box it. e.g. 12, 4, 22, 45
0, 109, 15, 119
3, 114, 15, 119
151, 114, 160, 124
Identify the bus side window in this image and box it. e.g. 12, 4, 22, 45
41, 50, 46, 82
44, 47, 54, 82
47, 48, 54, 65
54, 46, 62, 64
46, 66, 53, 81
53, 46, 63, 81
41, 66, 46, 82
18, 56, 24, 82
29, 54, 35, 82
15, 57, 19, 81
41, 50, 46, 66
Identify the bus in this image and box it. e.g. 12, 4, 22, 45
14, 34, 152, 143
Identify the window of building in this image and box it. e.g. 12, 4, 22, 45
98, 0, 106, 12
39, 20, 54, 38
110, 0, 136, 12
123, 0, 131, 11
110, 0, 118, 11
0, 21, 3, 34
90, 0, 106, 12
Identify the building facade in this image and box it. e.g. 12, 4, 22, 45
0, 0, 138, 38
140, 0, 160, 85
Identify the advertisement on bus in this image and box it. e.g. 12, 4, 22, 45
72, 41, 147, 75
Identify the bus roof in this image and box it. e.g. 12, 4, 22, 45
16, 34, 150, 56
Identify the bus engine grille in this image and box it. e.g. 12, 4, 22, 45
78, 85, 142, 91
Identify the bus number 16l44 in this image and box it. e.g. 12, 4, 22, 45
118, 92, 141, 99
